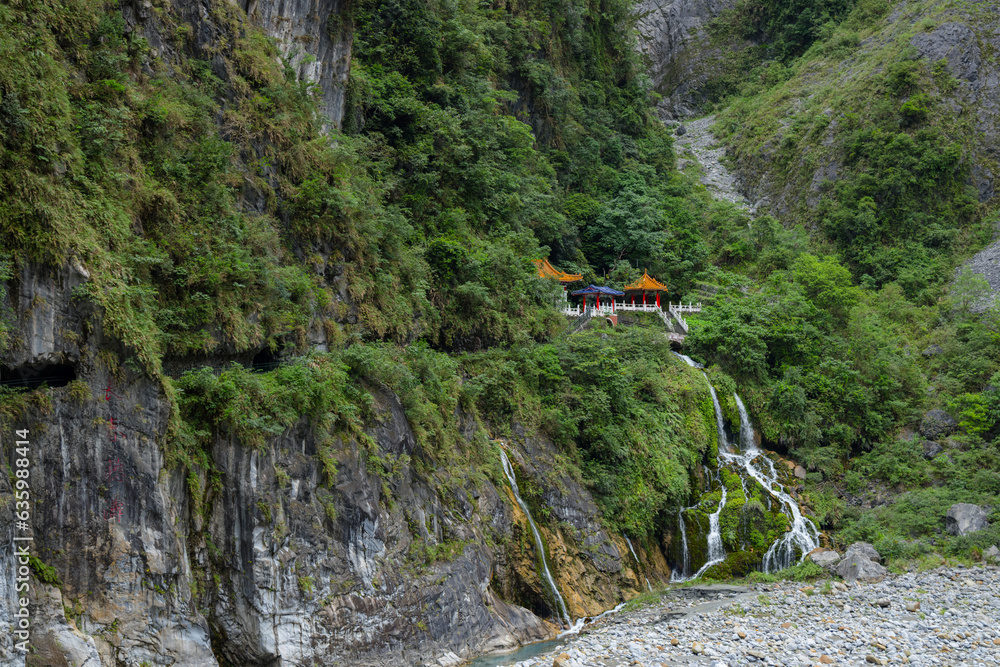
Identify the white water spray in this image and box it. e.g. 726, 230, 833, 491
734, 393, 756, 452
671, 509, 688, 582
720, 398, 820, 572
500, 449, 572, 627
671, 352, 819, 577
624, 535, 652, 592
681, 477, 727, 581
706, 383, 731, 453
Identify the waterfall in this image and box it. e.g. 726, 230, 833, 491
706, 382, 731, 453
670, 352, 820, 578
499, 450, 572, 627
670, 502, 702, 582
734, 393, 756, 452
673, 352, 729, 452
624, 535, 653, 592
671, 509, 689, 582
685, 478, 728, 581
673, 353, 702, 368
720, 397, 820, 572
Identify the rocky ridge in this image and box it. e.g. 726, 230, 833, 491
634, 0, 748, 120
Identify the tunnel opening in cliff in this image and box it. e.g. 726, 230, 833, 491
250, 345, 284, 373
0, 362, 77, 391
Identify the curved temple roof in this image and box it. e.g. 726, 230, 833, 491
533, 258, 583, 284
571, 284, 625, 297
623, 270, 669, 292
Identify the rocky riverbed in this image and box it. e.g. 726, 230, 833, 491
484, 567, 1000, 667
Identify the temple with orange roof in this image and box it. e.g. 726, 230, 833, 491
544, 265, 701, 337
623, 270, 669, 309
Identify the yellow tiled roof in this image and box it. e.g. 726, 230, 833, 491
533, 258, 582, 283
623, 270, 668, 291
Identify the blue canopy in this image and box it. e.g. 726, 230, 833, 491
570, 284, 624, 297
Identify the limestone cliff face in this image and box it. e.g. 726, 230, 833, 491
0, 263, 664, 666
634, 0, 744, 119
122, 0, 351, 130
0, 265, 215, 667
245, 0, 353, 131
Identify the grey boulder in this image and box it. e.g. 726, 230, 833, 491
984, 545, 1000, 564
835, 542, 887, 584
845, 541, 881, 564
921, 440, 942, 460
920, 409, 958, 439
946, 503, 990, 536
808, 549, 842, 571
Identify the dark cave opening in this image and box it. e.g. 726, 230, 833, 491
250, 346, 283, 373
0, 363, 77, 391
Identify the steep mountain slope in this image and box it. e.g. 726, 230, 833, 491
643, 0, 1000, 571
3, 0, 1000, 665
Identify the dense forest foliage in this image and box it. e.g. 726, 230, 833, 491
1, 0, 999, 564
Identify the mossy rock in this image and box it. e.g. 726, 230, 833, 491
670, 507, 711, 573
703, 550, 761, 579
737, 498, 773, 552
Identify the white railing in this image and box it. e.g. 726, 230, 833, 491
668, 302, 702, 333
560, 301, 702, 329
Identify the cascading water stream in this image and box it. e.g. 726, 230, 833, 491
672, 510, 689, 582
735, 394, 756, 451
499, 450, 572, 627
686, 477, 727, 581
671, 352, 819, 578
706, 383, 731, 453
670, 502, 701, 582
624, 535, 653, 592
719, 394, 820, 573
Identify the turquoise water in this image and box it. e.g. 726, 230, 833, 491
464, 638, 566, 667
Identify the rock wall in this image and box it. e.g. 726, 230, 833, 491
245, 0, 353, 131
0, 263, 662, 666
634, 0, 745, 119
122, 0, 351, 131
0, 265, 217, 667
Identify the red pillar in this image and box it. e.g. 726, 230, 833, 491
656, 291, 660, 308
643, 291, 646, 306
596, 294, 600, 311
